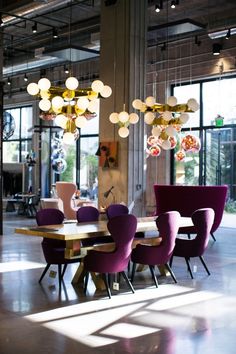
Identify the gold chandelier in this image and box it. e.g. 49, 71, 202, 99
27, 77, 112, 144
109, 94, 200, 159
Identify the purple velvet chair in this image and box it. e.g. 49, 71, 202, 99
106, 204, 129, 219
131, 211, 180, 287
106, 203, 144, 239
83, 214, 137, 298
77, 206, 113, 246
154, 184, 228, 241
170, 208, 214, 278
36, 208, 79, 288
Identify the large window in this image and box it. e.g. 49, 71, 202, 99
49, 107, 99, 202
172, 77, 236, 203
3, 106, 33, 163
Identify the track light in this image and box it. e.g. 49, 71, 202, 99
64, 65, 69, 74
171, 0, 179, 8
32, 22, 37, 33
24, 73, 28, 82
53, 28, 58, 38
155, 0, 163, 12
226, 28, 231, 40
212, 43, 222, 55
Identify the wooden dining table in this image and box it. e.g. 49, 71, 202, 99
15, 216, 192, 288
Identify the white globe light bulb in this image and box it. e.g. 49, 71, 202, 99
132, 99, 143, 110
91, 80, 104, 93
162, 111, 173, 121
39, 99, 51, 112
65, 77, 79, 90
187, 98, 199, 111
54, 114, 68, 129
129, 113, 139, 124
63, 132, 76, 145
152, 126, 162, 137
109, 112, 119, 124
167, 96, 177, 107
100, 85, 112, 98
88, 99, 99, 113
179, 113, 190, 124
77, 97, 89, 110
51, 96, 64, 109
165, 125, 177, 137
40, 90, 50, 99
118, 126, 129, 138
38, 78, 51, 91
162, 140, 172, 150
27, 82, 39, 96
145, 96, 155, 107
118, 111, 129, 123
144, 111, 155, 124
75, 116, 87, 128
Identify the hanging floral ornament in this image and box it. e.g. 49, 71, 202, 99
130, 95, 200, 157
175, 150, 186, 162
181, 134, 201, 153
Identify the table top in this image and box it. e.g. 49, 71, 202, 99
15, 216, 192, 241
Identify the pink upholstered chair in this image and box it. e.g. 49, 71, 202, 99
56, 182, 78, 219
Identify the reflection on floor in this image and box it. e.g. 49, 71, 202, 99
1, 212, 236, 354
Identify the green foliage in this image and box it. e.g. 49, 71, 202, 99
61, 146, 75, 182
225, 199, 236, 213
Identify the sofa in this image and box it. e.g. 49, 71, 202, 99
153, 184, 228, 241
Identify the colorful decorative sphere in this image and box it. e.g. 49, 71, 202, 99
181, 134, 201, 152
175, 150, 186, 161
52, 158, 67, 174
149, 145, 161, 157
147, 135, 158, 146
169, 136, 177, 149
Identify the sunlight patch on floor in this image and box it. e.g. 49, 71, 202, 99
101, 322, 160, 338
0, 261, 45, 272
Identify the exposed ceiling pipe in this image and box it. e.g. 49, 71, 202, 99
2, 0, 73, 26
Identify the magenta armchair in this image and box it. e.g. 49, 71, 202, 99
170, 208, 214, 278
83, 214, 137, 298
131, 211, 180, 287
36, 208, 79, 288
153, 184, 228, 241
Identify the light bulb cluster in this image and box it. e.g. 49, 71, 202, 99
131, 95, 200, 158
27, 77, 112, 145
109, 109, 139, 138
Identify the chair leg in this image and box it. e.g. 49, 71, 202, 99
149, 265, 158, 288
84, 271, 89, 294
199, 256, 211, 276
169, 255, 173, 267
58, 264, 62, 288
187, 233, 191, 239
165, 263, 177, 283
39, 263, 50, 283
102, 273, 111, 299
131, 262, 136, 283
185, 258, 194, 279
121, 271, 135, 293
61, 264, 67, 278
210, 232, 216, 242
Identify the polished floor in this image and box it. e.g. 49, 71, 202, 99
0, 212, 236, 354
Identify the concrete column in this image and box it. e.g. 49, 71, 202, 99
98, 0, 147, 215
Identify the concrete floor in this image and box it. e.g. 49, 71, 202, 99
0, 212, 236, 354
